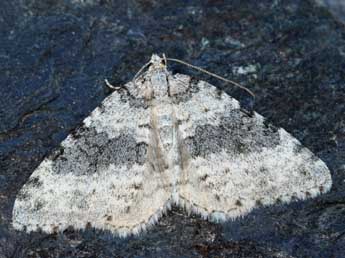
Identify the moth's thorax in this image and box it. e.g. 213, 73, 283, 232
141, 54, 168, 99
150, 69, 169, 98
135, 54, 190, 100
134, 68, 170, 100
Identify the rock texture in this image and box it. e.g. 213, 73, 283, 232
315, 0, 345, 23
0, 0, 344, 257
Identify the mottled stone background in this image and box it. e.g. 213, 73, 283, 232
0, 0, 345, 257
315, 0, 345, 23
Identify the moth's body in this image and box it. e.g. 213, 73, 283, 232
147, 65, 183, 203
12, 54, 332, 237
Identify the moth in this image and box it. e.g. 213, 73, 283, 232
12, 54, 332, 237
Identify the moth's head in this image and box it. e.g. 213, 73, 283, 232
148, 54, 167, 71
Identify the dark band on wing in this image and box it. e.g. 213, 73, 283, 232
184, 109, 281, 157
49, 126, 148, 175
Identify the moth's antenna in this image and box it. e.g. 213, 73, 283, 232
133, 60, 152, 82
104, 79, 121, 90
105, 59, 152, 90
105, 56, 163, 89
166, 57, 255, 100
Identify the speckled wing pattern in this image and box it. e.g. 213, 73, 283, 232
12, 83, 173, 237
12, 54, 332, 237
177, 80, 332, 221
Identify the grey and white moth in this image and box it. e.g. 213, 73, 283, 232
12, 54, 332, 237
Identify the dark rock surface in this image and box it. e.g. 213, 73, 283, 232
315, 0, 345, 23
0, 0, 344, 257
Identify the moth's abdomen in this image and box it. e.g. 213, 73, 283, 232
158, 124, 174, 150
151, 103, 179, 165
